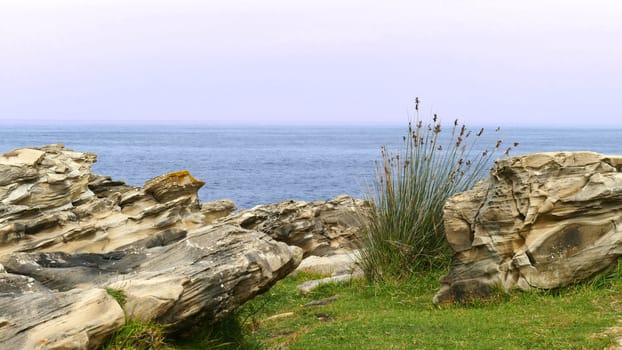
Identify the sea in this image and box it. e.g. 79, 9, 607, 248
1, 125, 621, 209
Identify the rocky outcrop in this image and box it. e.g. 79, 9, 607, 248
0, 145, 303, 349
434, 152, 622, 303
221, 195, 367, 258
0, 144, 209, 255
1, 224, 302, 348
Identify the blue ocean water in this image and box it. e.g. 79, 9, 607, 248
1, 126, 621, 209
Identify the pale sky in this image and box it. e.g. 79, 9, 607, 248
1, 0, 621, 127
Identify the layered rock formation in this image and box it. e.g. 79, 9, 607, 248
434, 152, 622, 303
0, 145, 301, 349
0, 145, 221, 255
221, 195, 367, 277
222, 195, 366, 257
1, 225, 301, 349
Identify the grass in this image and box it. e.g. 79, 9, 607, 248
99, 268, 622, 349
176, 269, 622, 350
103, 287, 169, 350
359, 98, 516, 281
103, 320, 168, 350
105, 287, 127, 307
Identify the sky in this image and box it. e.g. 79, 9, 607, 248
1, 0, 621, 127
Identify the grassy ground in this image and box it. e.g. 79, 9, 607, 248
105, 269, 622, 349
169, 266, 622, 350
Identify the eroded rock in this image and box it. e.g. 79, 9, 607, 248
0, 145, 303, 349
434, 152, 622, 303
222, 195, 367, 258
143, 170, 205, 203
202, 199, 236, 223
1, 224, 302, 334
0, 287, 125, 350
0, 145, 210, 256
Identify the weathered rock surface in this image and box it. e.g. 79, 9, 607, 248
0, 144, 208, 256
1, 225, 302, 340
0, 145, 303, 349
294, 251, 362, 276
221, 195, 367, 258
202, 199, 236, 223
0, 286, 125, 349
434, 152, 622, 303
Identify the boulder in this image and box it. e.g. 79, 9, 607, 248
434, 152, 622, 303
0, 287, 125, 350
143, 170, 205, 203
294, 251, 362, 276
0, 145, 303, 349
221, 195, 367, 258
0, 224, 302, 335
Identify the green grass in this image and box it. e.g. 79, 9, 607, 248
99, 267, 622, 349
105, 287, 127, 307
102, 319, 169, 350
169, 269, 622, 350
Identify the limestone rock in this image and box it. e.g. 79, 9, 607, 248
434, 152, 622, 303
222, 195, 367, 257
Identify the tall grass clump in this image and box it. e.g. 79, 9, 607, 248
360, 98, 516, 282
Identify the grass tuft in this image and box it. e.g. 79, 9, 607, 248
106, 287, 127, 308
102, 319, 168, 350
359, 98, 515, 282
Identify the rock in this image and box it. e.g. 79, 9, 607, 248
297, 274, 357, 294
0, 225, 302, 332
434, 152, 622, 303
0, 145, 304, 349
143, 170, 205, 203
202, 199, 236, 223
0, 146, 214, 256
0, 288, 125, 350
222, 195, 368, 257
295, 251, 362, 276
